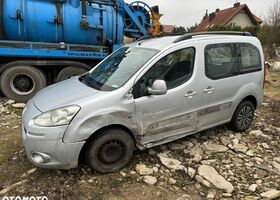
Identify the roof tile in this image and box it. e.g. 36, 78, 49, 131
194, 4, 262, 32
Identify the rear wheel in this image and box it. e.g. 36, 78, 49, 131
56, 66, 88, 82
0, 66, 46, 102
229, 101, 255, 132
86, 128, 134, 173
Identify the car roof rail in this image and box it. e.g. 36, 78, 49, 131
136, 33, 183, 42
136, 35, 154, 42
173, 31, 252, 43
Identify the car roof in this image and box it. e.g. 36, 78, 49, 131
126, 32, 259, 51
126, 36, 180, 50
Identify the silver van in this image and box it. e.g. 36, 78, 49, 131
22, 32, 265, 173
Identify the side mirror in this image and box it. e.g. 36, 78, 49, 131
148, 80, 167, 95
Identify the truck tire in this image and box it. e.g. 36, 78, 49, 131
0, 66, 47, 103
86, 128, 134, 173
56, 67, 88, 82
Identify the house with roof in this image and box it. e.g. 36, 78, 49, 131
194, 2, 263, 32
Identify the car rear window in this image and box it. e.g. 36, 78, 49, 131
239, 43, 262, 72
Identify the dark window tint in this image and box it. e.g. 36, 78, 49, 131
133, 47, 195, 98
239, 43, 261, 72
205, 44, 238, 79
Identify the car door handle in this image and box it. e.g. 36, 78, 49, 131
204, 87, 215, 94
185, 91, 197, 98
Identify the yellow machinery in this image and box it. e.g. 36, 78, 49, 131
150, 6, 163, 36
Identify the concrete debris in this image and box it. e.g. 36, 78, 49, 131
260, 189, 280, 199
135, 164, 153, 175
143, 176, 157, 185
204, 143, 228, 153
12, 103, 26, 108
198, 165, 234, 193
157, 154, 184, 170
187, 167, 196, 179
233, 143, 248, 153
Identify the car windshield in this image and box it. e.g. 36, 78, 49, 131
80, 47, 159, 91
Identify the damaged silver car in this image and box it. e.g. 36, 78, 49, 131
22, 32, 265, 173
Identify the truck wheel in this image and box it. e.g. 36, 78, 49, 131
229, 101, 255, 132
56, 67, 88, 82
86, 128, 134, 173
0, 66, 46, 103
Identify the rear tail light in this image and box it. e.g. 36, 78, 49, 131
263, 62, 268, 88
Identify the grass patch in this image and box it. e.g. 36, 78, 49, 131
265, 84, 280, 101
265, 84, 280, 93
6, 105, 23, 115
265, 71, 280, 101
0, 133, 21, 165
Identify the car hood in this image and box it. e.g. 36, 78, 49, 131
33, 77, 101, 112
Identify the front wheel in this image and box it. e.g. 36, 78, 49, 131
229, 101, 255, 132
86, 128, 134, 173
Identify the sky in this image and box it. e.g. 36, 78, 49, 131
126, 0, 277, 27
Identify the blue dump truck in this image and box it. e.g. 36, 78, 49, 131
0, 0, 155, 102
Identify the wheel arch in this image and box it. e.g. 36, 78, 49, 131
229, 95, 257, 132
240, 95, 257, 109
231, 95, 258, 118
78, 124, 137, 163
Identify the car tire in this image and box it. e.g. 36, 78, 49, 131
86, 128, 134, 173
229, 100, 255, 132
56, 67, 88, 82
0, 66, 46, 103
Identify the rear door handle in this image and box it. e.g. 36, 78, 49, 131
204, 87, 215, 94
185, 91, 197, 98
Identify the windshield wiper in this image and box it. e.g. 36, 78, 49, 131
79, 72, 90, 80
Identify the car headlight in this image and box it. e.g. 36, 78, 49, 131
34, 105, 80, 127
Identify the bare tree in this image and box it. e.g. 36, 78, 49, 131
266, 0, 280, 27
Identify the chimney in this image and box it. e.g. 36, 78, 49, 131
202, 9, 208, 20
216, 8, 220, 12
209, 13, 215, 21
234, 2, 240, 8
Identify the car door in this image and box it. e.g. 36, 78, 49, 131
197, 42, 244, 129
132, 46, 200, 147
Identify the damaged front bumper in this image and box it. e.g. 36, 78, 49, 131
21, 101, 85, 169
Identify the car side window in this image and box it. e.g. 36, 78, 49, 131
205, 43, 238, 80
133, 47, 195, 99
239, 43, 261, 72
